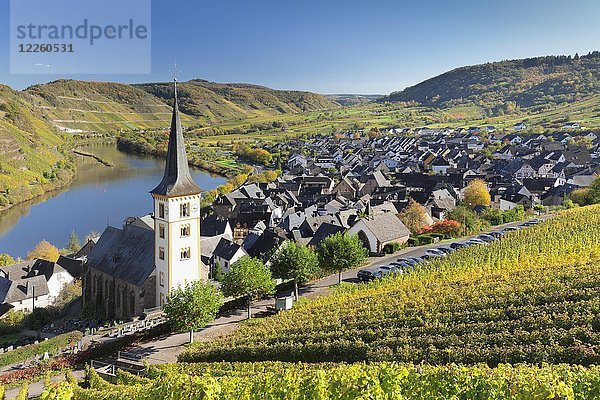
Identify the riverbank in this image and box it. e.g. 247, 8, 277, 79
116, 137, 249, 178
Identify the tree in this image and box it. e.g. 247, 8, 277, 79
586, 176, 600, 205
221, 257, 275, 319
27, 240, 60, 262
570, 188, 589, 206
318, 232, 367, 284
398, 198, 430, 234
270, 241, 319, 300
67, 231, 81, 254
162, 280, 223, 343
464, 179, 491, 208
0, 253, 15, 267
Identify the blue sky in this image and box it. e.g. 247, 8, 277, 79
1, 0, 600, 94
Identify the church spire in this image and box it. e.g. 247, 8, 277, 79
151, 79, 201, 197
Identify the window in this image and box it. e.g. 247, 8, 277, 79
159, 224, 165, 239
158, 203, 165, 219
180, 202, 190, 218
159, 246, 165, 260
159, 271, 165, 287
180, 224, 190, 237
160, 292, 165, 306
180, 247, 191, 260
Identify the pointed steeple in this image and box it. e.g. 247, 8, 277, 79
151, 79, 201, 197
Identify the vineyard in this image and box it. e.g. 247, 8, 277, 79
180, 205, 600, 365
58, 362, 600, 399
31, 206, 600, 399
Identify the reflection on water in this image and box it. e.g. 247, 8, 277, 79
0, 144, 226, 258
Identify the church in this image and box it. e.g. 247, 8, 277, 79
82, 81, 207, 320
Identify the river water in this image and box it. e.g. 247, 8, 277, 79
0, 144, 226, 258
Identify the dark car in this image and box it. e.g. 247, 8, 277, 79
489, 231, 505, 238
398, 258, 418, 267
478, 234, 496, 243
502, 227, 518, 233
357, 269, 382, 282
437, 246, 454, 254
450, 242, 468, 249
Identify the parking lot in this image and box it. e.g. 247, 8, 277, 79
353, 215, 552, 282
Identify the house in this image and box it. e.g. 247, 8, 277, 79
211, 238, 248, 274
347, 213, 411, 255
0, 258, 77, 316
513, 122, 527, 131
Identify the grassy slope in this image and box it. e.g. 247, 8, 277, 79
135, 79, 339, 124
181, 205, 600, 365
0, 85, 69, 202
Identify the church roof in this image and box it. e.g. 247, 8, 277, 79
151, 81, 201, 197
87, 224, 155, 286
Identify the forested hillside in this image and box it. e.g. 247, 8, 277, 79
385, 52, 600, 115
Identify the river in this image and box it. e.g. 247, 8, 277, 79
0, 144, 226, 258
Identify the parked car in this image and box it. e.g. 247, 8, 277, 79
399, 257, 424, 266
378, 265, 397, 276
450, 242, 468, 249
489, 231, 505, 238
466, 238, 488, 246
502, 227, 518, 233
423, 249, 445, 259
357, 269, 382, 282
478, 234, 496, 243
390, 261, 409, 270
437, 246, 455, 254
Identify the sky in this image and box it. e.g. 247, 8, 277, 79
1, 0, 600, 94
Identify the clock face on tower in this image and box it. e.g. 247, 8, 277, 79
192, 204, 199, 213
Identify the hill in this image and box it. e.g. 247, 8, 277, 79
384, 52, 600, 114
24, 79, 195, 133
0, 85, 74, 209
135, 79, 339, 123
21, 79, 338, 133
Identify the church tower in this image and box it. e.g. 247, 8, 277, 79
151, 79, 204, 307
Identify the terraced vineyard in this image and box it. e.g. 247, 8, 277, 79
68, 362, 600, 399
38, 206, 600, 399
180, 206, 600, 365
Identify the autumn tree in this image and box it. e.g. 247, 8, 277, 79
221, 257, 275, 319
270, 241, 319, 300
318, 232, 367, 284
162, 280, 223, 343
464, 179, 491, 208
398, 198, 430, 234
27, 240, 60, 262
67, 231, 81, 254
0, 254, 15, 267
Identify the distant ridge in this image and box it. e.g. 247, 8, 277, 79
383, 52, 600, 114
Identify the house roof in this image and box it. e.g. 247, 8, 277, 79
212, 238, 245, 261
358, 213, 411, 243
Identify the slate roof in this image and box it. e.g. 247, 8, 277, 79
360, 213, 411, 243
212, 238, 245, 261
86, 224, 155, 286
151, 83, 201, 197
